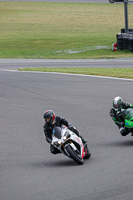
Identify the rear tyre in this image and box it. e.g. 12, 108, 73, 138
66, 144, 84, 165
109, 0, 115, 3
84, 144, 91, 159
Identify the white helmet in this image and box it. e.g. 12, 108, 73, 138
113, 96, 123, 110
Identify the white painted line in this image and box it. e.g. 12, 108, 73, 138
3, 69, 133, 82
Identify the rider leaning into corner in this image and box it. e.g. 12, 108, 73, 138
110, 96, 133, 136
43, 110, 87, 154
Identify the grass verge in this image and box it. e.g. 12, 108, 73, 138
0, 2, 133, 59
18, 67, 133, 79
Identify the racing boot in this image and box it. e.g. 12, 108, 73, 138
120, 127, 130, 136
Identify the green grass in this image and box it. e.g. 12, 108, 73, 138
0, 2, 133, 59
18, 67, 133, 79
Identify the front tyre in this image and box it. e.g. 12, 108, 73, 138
66, 145, 84, 165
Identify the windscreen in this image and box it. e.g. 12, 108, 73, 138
123, 108, 133, 120
53, 126, 61, 139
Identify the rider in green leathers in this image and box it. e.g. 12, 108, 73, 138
110, 96, 133, 136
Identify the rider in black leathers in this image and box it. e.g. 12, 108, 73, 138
43, 110, 87, 154
110, 96, 133, 136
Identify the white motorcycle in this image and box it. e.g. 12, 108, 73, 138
51, 126, 91, 165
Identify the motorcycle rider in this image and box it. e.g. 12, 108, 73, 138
43, 110, 87, 154
110, 96, 133, 136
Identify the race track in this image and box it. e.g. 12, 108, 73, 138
0, 0, 133, 199
1, 63, 133, 200
0, 59, 133, 70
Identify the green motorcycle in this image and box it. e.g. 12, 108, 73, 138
122, 108, 133, 133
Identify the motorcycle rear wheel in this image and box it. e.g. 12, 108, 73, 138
84, 144, 91, 159
109, 0, 115, 3
66, 145, 84, 165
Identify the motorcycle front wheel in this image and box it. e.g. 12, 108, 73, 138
66, 144, 84, 165
109, 0, 115, 3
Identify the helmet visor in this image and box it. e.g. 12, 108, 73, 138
114, 104, 120, 108
45, 117, 51, 123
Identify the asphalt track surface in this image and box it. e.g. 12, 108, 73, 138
0, 59, 133, 70
1, 60, 133, 200
0, 0, 133, 199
